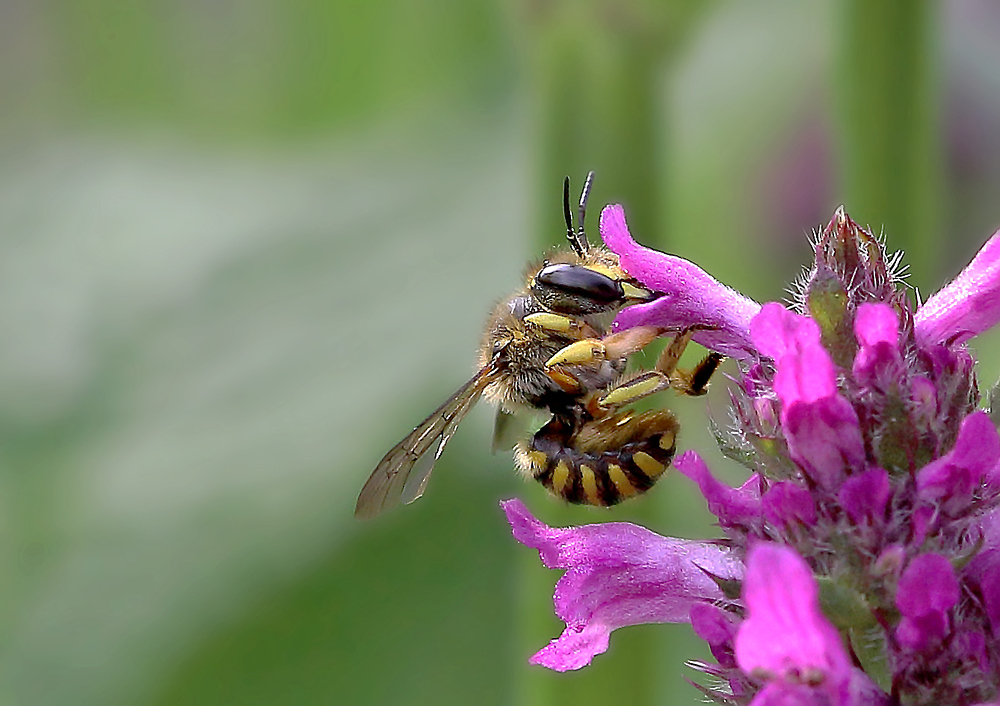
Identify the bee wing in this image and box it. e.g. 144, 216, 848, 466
491, 406, 547, 454
491, 407, 519, 454
355, 363, 500, 519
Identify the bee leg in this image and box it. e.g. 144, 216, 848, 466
544, 325, 666, 367
598, 326, 725, 406
672, 350, 725, 397
524, 312, 589, 335
545, 366, 586, 394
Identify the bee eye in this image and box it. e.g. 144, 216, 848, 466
532, 263, 624, 315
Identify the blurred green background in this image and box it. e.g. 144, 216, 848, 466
2, 1, 1000, 705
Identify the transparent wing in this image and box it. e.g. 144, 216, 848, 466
355, 363, 499, 519
491, 407, 519, 454
491, 406, 546, 454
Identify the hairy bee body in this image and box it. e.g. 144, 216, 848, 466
355, 173, 720, 519
477, 248, 629, 414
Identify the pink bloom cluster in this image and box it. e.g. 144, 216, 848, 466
505, 206, 1000, 706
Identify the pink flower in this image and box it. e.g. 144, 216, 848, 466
914, 229, 1000, 345
894, 553, 960, 652
736, 544, 886, 706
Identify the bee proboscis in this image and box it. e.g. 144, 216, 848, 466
355, 173, 722, 519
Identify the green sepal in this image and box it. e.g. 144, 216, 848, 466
744, 434, 799, 481
874, 394, 929, 476
950, 533, 985, 573
709, 574, 743, 602
709, 415, 757, 471
805, 265, 856, 370
847, 626, 891, 693
816, 575, 876, 631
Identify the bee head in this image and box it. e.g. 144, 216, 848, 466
530, 263, 625, 316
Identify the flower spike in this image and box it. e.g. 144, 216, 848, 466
508, 205, 1000, 705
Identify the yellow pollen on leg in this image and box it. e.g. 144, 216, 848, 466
524, 312, 575, 332
601, 375, 663, 406
545, 339, 605, 368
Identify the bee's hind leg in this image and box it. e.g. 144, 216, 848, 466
597, 326, 724, 407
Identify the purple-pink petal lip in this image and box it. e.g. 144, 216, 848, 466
838, 468, 891, 524
914, 228, 1000, 345
501, 498, 743, 671
599, 204, 761, 361
895, 553, 959, 651
735, 544, 852, 688
916, 410, 1000, 505
751, 303, 837, 404
674, 451, 762, 528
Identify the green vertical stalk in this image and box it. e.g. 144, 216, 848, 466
532, 30, 665, 246
836, 0, 940, 284
515, 4, 709, 705
524, 28, 664, 706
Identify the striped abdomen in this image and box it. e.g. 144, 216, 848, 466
514, 410, 679, 506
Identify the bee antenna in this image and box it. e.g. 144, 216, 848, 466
576, 171, 595, 254
563, 176, 585, 256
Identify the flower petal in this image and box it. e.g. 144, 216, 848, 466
916, 411, 1000, 512
762, 481, 818, 529
599, 204, 761, 361
964, 509, 1000, 637
749, 671, 892, 706
853, 303, 904, 384
690, 602, 740, 668
751, 304, 866, 488
674, 451, 762, 529
736, 544, 853, 700
751, 303, 836, 404
781, 397, 865, 490
837, 468, 890, 524
914, 229, 1000, 345
894, 553, 959, 652
502, 498, 743, 671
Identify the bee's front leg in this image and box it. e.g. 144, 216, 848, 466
547, 325, 725, 407
543, 325, 667, 368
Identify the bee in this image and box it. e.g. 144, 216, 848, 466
355, 173, 723, 519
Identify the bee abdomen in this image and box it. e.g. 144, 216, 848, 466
514, 413, 678, 506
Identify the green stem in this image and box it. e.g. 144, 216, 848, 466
515, 3, 710, 705
836, 0, 941, 284
532, 30, 664, 247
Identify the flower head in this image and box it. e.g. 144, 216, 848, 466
505, 205, 1000, 705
